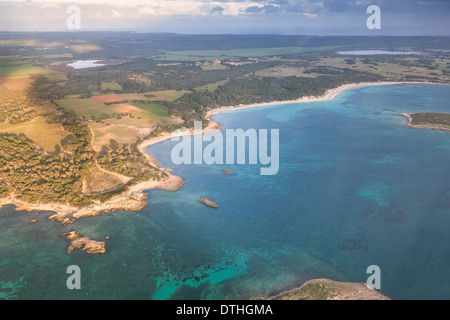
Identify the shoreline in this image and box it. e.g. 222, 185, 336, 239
205, 81, 442, 118
400, 112, 450, 132
0, 80, 446, 223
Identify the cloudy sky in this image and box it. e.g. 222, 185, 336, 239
0, 0, 449, 35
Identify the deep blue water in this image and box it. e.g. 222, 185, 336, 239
1, 84, 450, 300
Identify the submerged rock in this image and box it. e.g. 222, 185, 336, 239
63, 231, 106, 255
200, 197, 219, 208
222, 169, 233, 175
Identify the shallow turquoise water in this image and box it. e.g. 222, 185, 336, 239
1, 84, 450, 299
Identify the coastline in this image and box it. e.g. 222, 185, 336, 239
205, 81, 437, 118
400, 112, 450, 132
0, 80, 445, 224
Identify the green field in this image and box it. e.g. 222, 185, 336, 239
57, 98, 114, 118
157, 47, 310, 61
131, 103, 170, 118
101, 81, 123, 91
116, 90, 191, 102
0, 40, 41, 47
57, 97, 171, 120
195, 79, 230, 92
46, 74, 69, 82
0, 64, 58, 77
0, 116, 69, 152
0, 53, 73, 61
200, 64, 229, 71
432, 59, 450, 71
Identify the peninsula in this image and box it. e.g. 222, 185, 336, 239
401, 112, 450, 132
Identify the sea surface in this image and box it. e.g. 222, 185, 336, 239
1, 84, 450, 300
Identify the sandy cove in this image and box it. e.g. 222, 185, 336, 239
206, 81, 438, 117
136, 119, 222, 167
0, 80, 443, 224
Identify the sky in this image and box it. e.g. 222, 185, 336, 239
0, 0, 449, 35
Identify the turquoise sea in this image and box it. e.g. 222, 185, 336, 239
1, 84, 450, 300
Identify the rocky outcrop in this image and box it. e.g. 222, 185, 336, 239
48, 192, 148, 225
200, 197, 219, 208
63, 231, 106, 255
269, 278, 391, 300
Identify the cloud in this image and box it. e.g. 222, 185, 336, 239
210, 6, 224, 15
245, 4, 280, 14
111, 9, 122, 18
42, 3, 61, 9
0, 0, 448, 35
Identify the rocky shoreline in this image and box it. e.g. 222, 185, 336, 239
0, 140, 186, 227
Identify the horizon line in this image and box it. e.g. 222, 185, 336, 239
1, 30, 450, 37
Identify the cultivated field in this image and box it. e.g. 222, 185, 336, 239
101, 81, 123, 91
57, 98, 113, 118
194, 79, 230, 92
0, 116, 69, 152
115, 90, 191, 102
0, 64, 58, 77
156, 47, 310, 61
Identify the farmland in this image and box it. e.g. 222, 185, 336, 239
101, 81, 123, 91
0, 116, 69, 152
156, 47, 311, 61
130, 103, 170, 118
0, 31, 449, 207
0, 64, 58, 77
56, 98, 113, 118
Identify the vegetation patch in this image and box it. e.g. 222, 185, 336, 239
130, 103, 170, 118
158, 47, 309, 61
194, 80, 230, 92
0, 64, 57, 77
407, 112, 450, 131
200, 64, 229, 71
90, 94, 125, 104
56, 98, 115, 118
0, 88, 37, 123
101, 81, 123, 91
0, 116, 70, 152
116, 90, 191, 102
83, 167, 129, 195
